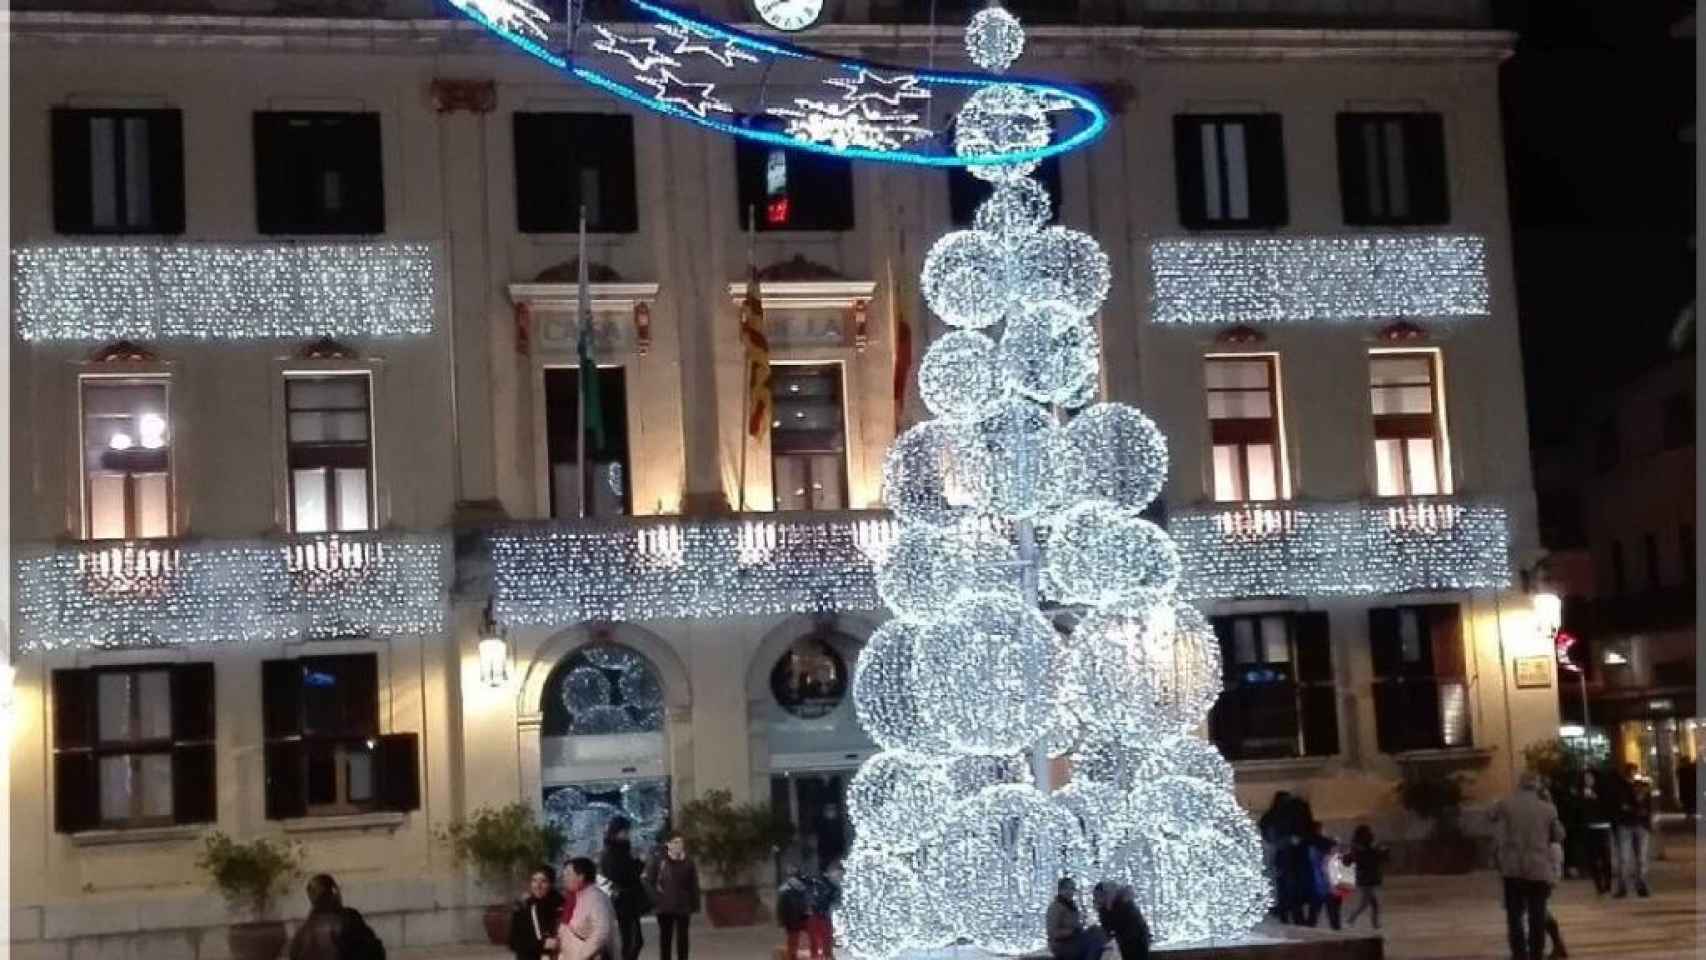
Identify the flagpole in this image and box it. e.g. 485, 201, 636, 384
737, 205, 755, 513
577, 204, 589, 519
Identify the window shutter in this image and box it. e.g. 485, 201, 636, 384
262, 659, 302, 740
1293, 612, 1339, 757
1404, 114, 1449, 224
1172, 115, 1208, 229
54, 753, 100, 833
51, 109, 95, 233
52, 669, 97, 749
1336, 114, 1370, 225
172, 743, 218, 825
1367, 607, 1401, 679
344, 654, 380, 738
375, 732, 422, 812
1206, 617, 1245, 758
253, 113, 290, 234
263, 741, 307, 820
171, 662, 215, 744
1248, 114, 1289, 228
514, 114, 551, 232
601, 115, 640, 233
1426, 603, 1466, 679
149, 110, 187, 234
344, 113, 385, 234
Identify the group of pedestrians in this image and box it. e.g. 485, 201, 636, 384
1257, 792, 1389, 932
1556, 763, 1658, 897
508, 820, 703, 960
1046, 877, 1152, 960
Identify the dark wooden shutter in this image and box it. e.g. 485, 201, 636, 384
52, 669, 99, 832
173, 744, 217, 824
341, 113, 385, 234
598, 115, 640, 233
52, 669, 97, 749
1404, 113, 1449, 224
514, 114, 550, 231
171, 663, 215, 743
1206, 617, 1245, 759
149, 110, 187, 234
375, 733, 421, 812
253, 113, 291, 234
262, 659, 302, 740
51, 109, 94, 234
1335, 114, 1370, 225
1172, 115, 1208, 228
1367, 607, 1401, 753
1427, 604, 1466, 678
1294, 612, 1339, 757
1247, 114, 1288, 228
264, 741, 307, 820
1367, 607, 1401, 679
343, 654, 380, 739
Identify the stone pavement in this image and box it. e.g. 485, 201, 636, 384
394, 828, 1701, 960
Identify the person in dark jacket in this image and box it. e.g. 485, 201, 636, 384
643, 833, 702, 960
777, 868, 812, 959
1344, 824, 1388, 929
600, 819, 647, 960
510, 865, 567, 960
1091, 881, 1150, 960
1577, 770, 1616, 895
289, 874, 385, 960
1044, 878, 1106, 960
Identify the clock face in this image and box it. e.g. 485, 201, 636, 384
753, 0, 823, 31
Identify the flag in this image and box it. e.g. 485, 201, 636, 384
741, 263, 772, 438
888, 257, 912, 434
577, 210, 605, 452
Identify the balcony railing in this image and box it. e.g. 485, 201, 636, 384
1170, 496, 1512, 600
14, 531, 449, 651
488, 511, 898, 628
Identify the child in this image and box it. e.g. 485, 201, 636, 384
1344, 824, 1388, 930
1305, 827, 1345, 931
777, 870, 812, 960
804, 862, 842, 960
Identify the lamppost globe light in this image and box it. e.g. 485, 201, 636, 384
1532, 590, 1562, 637
478, 634, 510, 688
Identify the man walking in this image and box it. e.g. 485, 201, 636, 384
1610, 763, 1655, 897
1491, 773, 1566, 960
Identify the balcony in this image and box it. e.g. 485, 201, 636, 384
488, 511, 897, 628
1169, 496, 1512, 600
13, 531, 449, 651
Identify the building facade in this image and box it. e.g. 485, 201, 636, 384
9, 1, 1558, 957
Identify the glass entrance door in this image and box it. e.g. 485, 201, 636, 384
770, 770, 852, 874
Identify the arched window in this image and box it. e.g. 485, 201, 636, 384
770, 633, 850, 720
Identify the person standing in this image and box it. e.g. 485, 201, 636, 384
644, 834, 701, 960
1344, 825, 1388, 930
560, 858, 620, 960
1491, 773, 1566, 960
510, 866, 566, 960
600, 819, 648, 960
804, 862, 842, 960
777, 869, 812, 960
1045, 878, 1107, 960
1578, 770, 1616, 895
1610, 763, 1654, 897
1091, 881, 1150, 960
288, 874, 386, 960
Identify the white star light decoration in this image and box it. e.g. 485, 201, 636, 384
656, 23, 759, 68
769, 99, 932, 151
594, 27, 681, 72
826, 68, 931, 107
455, 0, 550, 40
635, 68, 732, 117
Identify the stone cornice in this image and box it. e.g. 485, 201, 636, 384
6, 12, 1515, 62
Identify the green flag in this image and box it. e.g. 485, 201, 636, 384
576, 209, 605, 454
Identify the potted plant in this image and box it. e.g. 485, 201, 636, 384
677, 789, 794, 928
1395, 768, 1477, 874
438, 803, 565, 945
196, 832, 305, 960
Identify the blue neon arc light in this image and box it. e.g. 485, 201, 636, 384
450, 0, 1109, 168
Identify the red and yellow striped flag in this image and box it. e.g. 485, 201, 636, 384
741, 266, 771, 438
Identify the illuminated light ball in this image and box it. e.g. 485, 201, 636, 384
976, 403, 1084, 519
1007, 297, 1089, 337
1043, 501, 1181, 607
836, 845, 927, 959
1070, 599, 1217, 738
1125, 778, 1271, 943
954, 84, 1050, 183
876, 524, 974, 619
1050, 778, 1132, 870
1063, 403, 1169, 512
562, 665, 612, 712
882, 420, 992, 528
974, 177, 1052, 236
961, 521, 1023, 598
944, 753, 1033, 799
998, 310, 1099, 404
921, 230, 1014, 329
913, 593, 1060, 755
1127, 733, 1235, 791
931, 784, 1092, 954
853, 619, 951, 754
964, 4, 1025, 73
918, 330, 1010, 421
845, 750, 956, 852
1014, 226, 1113, 318
1058, 353, 1100, 410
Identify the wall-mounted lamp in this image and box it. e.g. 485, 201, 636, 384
478, 601, 510, 688
1532, 591, 1562, 640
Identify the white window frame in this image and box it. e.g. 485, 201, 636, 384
271, 358, 387, 534
77, 368, 178, 541
1369, 347, 1454, 498
1203, 352, 1292, 503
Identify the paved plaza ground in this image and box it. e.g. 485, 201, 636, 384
396, 826, 1700, 960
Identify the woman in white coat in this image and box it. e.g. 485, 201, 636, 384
559, 857, 622, 960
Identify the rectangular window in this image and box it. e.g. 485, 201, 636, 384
1369, 605, 1471, 753
81, 377, 173, 540
1208, 611, 1338, 761
1336, 113, 1449, 226
286, 374, 374, 533
1173, 114, 1287, 229
948, 157, 1061, 227
253, 112, 384, 235
544, 367, 631, 518
261, 654, 419, 819
1370, 351, 1449, 496
1205, 355, 1286, 502
1662, 392, 1693, 450
51, 108, 185, 235
513, 113, 640, 233
772, 364, 849, 512
736, 140, 854, 232
51, 664, 215, 832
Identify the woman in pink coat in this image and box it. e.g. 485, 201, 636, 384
559, 858, 622, 960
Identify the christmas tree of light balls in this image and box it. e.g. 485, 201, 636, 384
835, 7, 1271, 958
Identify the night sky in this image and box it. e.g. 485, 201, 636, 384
1494, 0, 1696, 449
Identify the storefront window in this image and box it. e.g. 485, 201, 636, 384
770, 633, 849, 720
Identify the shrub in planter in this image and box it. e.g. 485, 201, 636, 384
677, 789, 794, 928
1396, 769, 1478, 874
196, 832, 305, 960
438, 803, 565, 945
